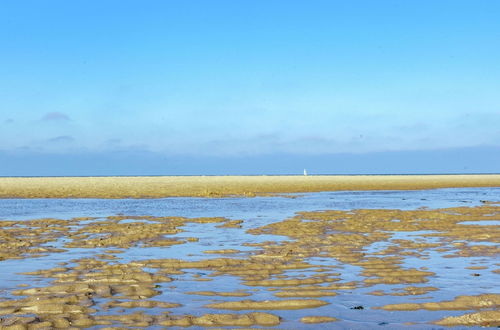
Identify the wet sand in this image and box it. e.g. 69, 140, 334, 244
0, 195, 499, 328
1, 174, 500, 198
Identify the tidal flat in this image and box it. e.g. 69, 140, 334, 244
1, 174, 500, 198
0, 183, 499, 329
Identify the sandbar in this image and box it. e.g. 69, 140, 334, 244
0, 174, 499, 198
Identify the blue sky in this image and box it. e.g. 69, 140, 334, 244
1, 1, 499, 174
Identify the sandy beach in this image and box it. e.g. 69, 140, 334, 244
1, 184, 499, 328
1, 174, 499, 198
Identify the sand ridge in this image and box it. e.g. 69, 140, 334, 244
0, 174, 499, 198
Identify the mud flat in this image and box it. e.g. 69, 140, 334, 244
1, 174, 500, 198
0, 188, 499, 328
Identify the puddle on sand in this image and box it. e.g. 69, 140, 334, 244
0, 187, 499, 329
458, 220, 500, 226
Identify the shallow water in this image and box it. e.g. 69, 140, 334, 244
1, 187, 499, 329
458, 220, 500, 226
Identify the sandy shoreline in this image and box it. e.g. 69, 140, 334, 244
0, 174, 499, 198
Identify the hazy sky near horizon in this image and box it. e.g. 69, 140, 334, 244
1, 0, 499, 158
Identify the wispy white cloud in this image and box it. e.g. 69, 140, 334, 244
41, 112, 70, 121
107, 138, 122, 144
47, 135, 75, 143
